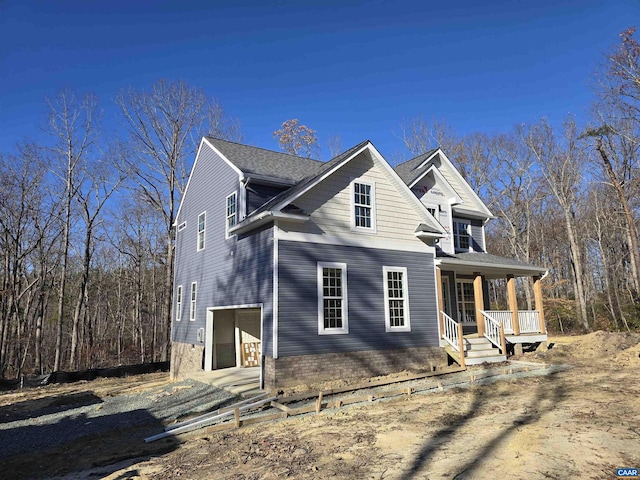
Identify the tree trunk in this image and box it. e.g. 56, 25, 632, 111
54, 184, 72, 372
563, 208, 589, 330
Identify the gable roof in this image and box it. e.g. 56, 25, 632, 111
205, 137, 323, 184
394, 148, 440, 185
230, 141, 447, 237
394, 148, 493, 219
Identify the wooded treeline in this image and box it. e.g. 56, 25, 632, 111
1, 30, 639, 379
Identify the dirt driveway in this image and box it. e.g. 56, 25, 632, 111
2, 331, 640, 479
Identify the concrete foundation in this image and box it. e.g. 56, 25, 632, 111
170, 341, 204, 381
264, 346, 448, 390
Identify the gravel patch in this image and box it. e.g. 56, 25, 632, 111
0, 379, 238, 460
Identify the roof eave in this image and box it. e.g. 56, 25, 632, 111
435, 257, 548, 278
229, 210, 309, 235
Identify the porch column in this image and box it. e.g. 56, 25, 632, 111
507, 274, 520, 335
473, 273, 485, 337
436, 267, 444, 337
533, 275, 546, 334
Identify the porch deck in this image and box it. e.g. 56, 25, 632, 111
441, 310, 547, 367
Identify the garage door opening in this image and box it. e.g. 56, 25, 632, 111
205, 306, 262, 372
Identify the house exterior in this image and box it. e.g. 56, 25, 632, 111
171, 138, 547, 389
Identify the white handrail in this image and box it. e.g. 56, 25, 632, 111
480, 310, 503, 352
441, 311, 460, 352
483, 310, 514, 334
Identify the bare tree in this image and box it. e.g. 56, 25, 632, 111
273, 119, 319, 157
116, 79, 241, 361
68, 151, 124, 369
327, 134, 342, 158
524, 117, 590, 330
46, 90, 98, 371
399, 117, 461, 156
588, 28, 640, 297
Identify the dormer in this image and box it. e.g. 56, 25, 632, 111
395, 149, 493, 255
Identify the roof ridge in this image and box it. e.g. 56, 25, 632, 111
394, 147, 440, 168
206, 136, 325, 165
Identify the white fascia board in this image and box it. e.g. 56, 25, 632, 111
435, 258, 548, 276
175, 137, 244, 224
415, 231, 444, 240
271, 144, 371, 211
416, 149, 441, 171
228, 210, 309, 235
411, 164, 464, 206
366, 143, 447, 235
203, 137, 244, 178
451, 206, 494, 220
432, 150, 493, 218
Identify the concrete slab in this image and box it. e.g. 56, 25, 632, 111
189, 367, 262, 397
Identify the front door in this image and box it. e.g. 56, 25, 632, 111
456, 280, 477, 326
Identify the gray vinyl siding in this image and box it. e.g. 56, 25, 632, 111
277, 241, 438, 357
172, 143, 273, 349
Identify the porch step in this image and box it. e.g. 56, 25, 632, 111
465, 354, 508, 366
463, 335, 506, 365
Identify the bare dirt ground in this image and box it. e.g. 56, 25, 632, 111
2, 331, 640, 479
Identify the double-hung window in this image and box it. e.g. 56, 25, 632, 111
351, 180, 376, 231
317, 262, 348, 334
226, 192, 237, 237
197, 212, 206, 251
176, 285, 182, 322
383, 266, 410, 332
453, 220, 470, 251
190, 282, 197, 321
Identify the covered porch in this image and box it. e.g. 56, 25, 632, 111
435, 252, 548, 366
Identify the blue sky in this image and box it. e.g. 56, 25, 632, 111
1, 0, 639, 161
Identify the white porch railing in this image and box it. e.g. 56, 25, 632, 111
483, 310, 541, 334
442, 311, 461, 352
480, 311, 506, 353
483, 310, 514, 334
518, 311, 541, 333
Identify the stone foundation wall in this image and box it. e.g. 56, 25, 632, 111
170, 341, 204, 381
264, 346, 448, 390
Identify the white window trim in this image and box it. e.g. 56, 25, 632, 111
317, 262, 349, 335
177, 221, 187, 232
383, 266, 411, 332
424, 204, 439, 218
350, 179, 377, 233
197, 212, 206, 251
226, 191, 237, 239
190, 282, 197, 321
176, 285, 182, 322
453, 219, 471, 252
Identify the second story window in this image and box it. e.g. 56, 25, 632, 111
352, 180, 376, 231
197, 212, 206, 251
226, 192, 237, 237
453, 220, 470, 251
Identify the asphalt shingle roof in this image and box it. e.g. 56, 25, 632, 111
436, 251, 546, 272
393, 148, 440, 185
233, 140, 371, 226
206, 137, 324, 183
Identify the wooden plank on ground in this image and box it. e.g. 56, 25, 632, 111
277, 366, 465, 404
270, 401, 293, 416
